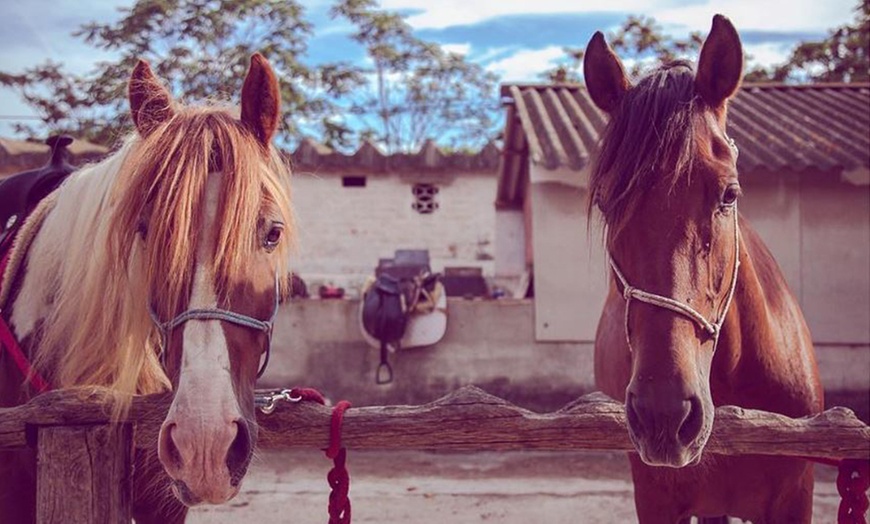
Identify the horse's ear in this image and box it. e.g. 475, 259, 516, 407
695, 15, 743, 108
240, 53, 281, 147
129, 60, 174, 137
583, 31, 631, 113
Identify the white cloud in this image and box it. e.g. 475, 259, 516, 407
381, 0, 856, 34
442, 43, 472, 56
743, 42, 793, 70
485, 46, 565, 82
381, 0, 652, 29
474, 46, 515, 63
651, 0, 856, 33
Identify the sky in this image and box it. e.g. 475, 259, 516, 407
0, 0, 859, 140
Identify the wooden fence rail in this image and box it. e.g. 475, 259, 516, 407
2, 385, 868, 459
1, 385, 868, 523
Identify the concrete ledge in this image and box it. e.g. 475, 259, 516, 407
261, 299, 869, 418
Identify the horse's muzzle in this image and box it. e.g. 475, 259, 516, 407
158, 417, 252, 505
625, 391, 711, 467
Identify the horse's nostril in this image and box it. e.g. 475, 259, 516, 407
226, 419, 252, 486
626, 392, 644, 435
161, 423, 184, 470
678, 396, 704, 446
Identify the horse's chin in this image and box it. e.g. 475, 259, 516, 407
171, 479, 240, 507
636, 447, 703, 468
629, 430, 708, 468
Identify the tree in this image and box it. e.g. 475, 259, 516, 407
544, 48, 585, 84
0, 0, 363, 145
745, 0, 869, 82
543, 3, 869, 86
330, 0, 499, 153
542, 16, 703, 83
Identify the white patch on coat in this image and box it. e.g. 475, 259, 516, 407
9, 145, 131, 340
166, 172, 241, 425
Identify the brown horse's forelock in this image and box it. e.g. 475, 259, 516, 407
588, 60, 702, 245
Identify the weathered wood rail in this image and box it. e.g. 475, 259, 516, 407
2, 385, 868, 457
1, 385, 868, 523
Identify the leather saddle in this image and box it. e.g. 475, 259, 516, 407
0, 136, 76, 248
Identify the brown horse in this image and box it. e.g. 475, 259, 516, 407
0, 55, 293, 522
584, 15, 823, 523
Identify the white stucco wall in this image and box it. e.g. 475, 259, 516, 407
288, 165, 867, 348
528, 181, 608, 342
741, 175, 870, 345
494, 208, 526, 279
798, 179, 870, 344
289, 170, 496, 291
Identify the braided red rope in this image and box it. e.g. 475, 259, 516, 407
837, 459, 870, 524
290, 388, 352, 524
801, 456, 869, 523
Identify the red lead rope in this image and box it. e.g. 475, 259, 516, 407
0, 318, 51, 393
289, 387, 352, 524
0, 248, 51, 394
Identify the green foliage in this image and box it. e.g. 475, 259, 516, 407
0, 0, 363, 146
607, 15, 703, 76
1, 0, 498, 151
542, 16, 703, 83
545, 3, 869, 86
543, 48, 585, 83
746, 0, 869, 82
330, 0, 499, 153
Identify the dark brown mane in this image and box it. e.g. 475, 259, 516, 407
589, 60, 701, 242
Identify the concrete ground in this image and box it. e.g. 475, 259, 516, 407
189, 450, 844, 523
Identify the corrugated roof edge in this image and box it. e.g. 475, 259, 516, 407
1, 136, 502, 175
499, 82, 870, 175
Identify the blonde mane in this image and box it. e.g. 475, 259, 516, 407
32, 106, 293, 408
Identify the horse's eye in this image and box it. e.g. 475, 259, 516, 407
263, 222, 283, 251
721, 183, 741, 207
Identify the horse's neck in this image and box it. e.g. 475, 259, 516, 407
712, 219, 822, 416
8, 148, 125, 343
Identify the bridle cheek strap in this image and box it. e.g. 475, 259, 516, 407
610, 206, 740, 354
148, 273, 280, 378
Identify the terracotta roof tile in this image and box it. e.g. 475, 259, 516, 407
286, 138, 500, 173
0, 136, 500, 177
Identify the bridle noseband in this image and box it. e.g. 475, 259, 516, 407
148, 274, 280, 378
609, 136, 741, 354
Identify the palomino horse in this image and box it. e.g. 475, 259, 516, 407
0, 54, 292, 522
584, 15, 823, 523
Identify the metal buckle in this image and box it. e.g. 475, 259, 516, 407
254, 388, 302, 414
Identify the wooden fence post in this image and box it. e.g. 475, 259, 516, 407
35, 423, 133, 524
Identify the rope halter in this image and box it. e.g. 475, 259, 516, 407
148, 273, 281, 378
609, 206, 740, 354
610, 134, 741, 354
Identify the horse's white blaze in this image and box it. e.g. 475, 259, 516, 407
170, 263, 240, 423
163, 172, 241, 490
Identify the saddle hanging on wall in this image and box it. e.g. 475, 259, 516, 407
359, 250, 448, 384
359, 272, 447, 385
361, 274, 409, 384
